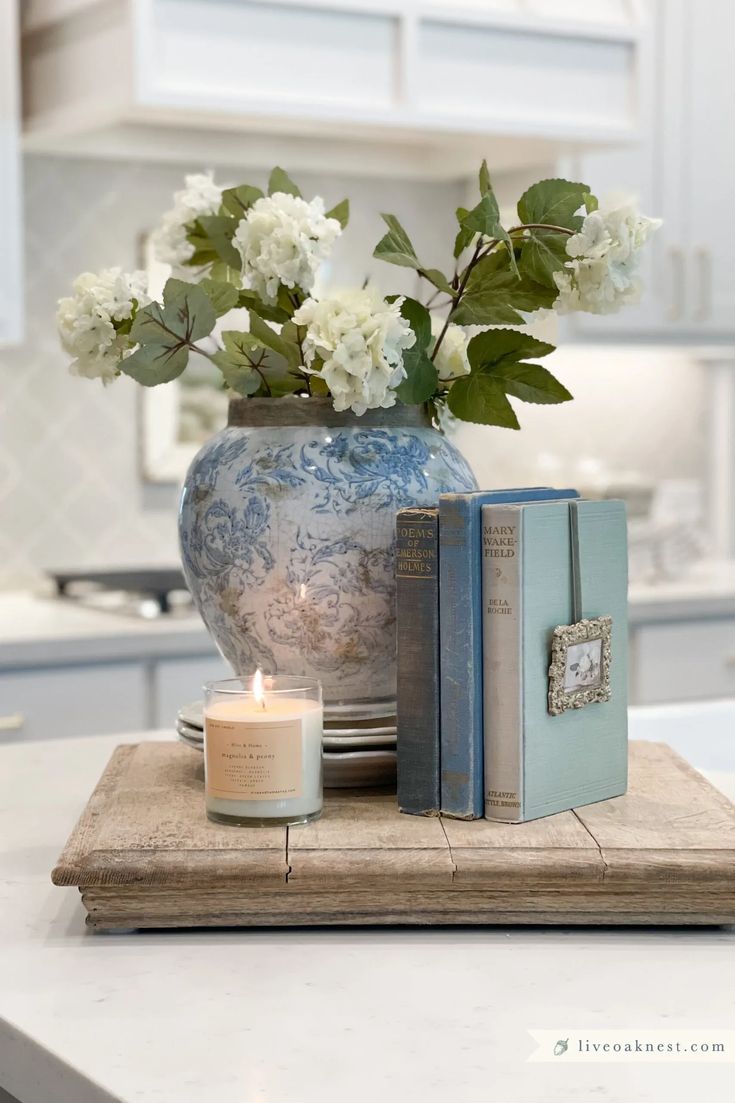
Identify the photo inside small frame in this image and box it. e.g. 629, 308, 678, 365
563, 637, 603, 691
548, 615, 613, 716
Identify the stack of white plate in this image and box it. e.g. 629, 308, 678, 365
176, 697, 397, 789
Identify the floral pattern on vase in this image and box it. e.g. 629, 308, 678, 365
179, 401, 477, 704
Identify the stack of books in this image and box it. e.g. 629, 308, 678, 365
395, 489, 629, 822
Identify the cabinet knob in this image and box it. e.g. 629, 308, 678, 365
0, 712, 25, 733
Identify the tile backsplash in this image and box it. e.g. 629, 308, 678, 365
0, 154, 707, 591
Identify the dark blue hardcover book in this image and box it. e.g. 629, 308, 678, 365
439, 487, 579, 819
396, 507, 441, 815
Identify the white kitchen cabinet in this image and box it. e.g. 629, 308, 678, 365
630, 617, 735, 705
0, 0, 23, 346
0, 650, 231, 742
0, 662, 148, 742
20, 0, 648, 178
567, 0, 735, 341
153, 653, 231, 728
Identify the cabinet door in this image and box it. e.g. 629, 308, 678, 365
684, 0, 735, 335
563, 0, 687, 339
631, 619, 735, 704
0, 0, 23, 346
153, 654, 232, 729
0, 663, 148, 743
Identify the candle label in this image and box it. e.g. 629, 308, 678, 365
205, 717, 303, 800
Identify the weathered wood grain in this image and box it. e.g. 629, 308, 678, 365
52, 741, 735, 928
81, 886, 735, 930
52, 742, 288, 887
288, 791, 453, 884
442, 807, 603, 885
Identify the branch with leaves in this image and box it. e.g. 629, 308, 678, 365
57, 162, 660, 428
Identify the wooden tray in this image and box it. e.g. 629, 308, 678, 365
52, 741, 735, 929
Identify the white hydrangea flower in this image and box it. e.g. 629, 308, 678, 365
151, 172, 223, 278
431, 317, 470, 381
57, 267, 148, 385
293, 287, 416, 415
554, 198, 661, 316
234, 192, 341, 303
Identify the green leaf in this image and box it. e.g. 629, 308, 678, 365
519, 229, 569, 288
249, 312, 300, 368
467, 328, 555, 372
211, 331, 264, 397
373, 213, 420, 268
461, 192, 502, 239
268, 374, 302, 398
452, 251, 556, 326
517, 178, 592, 229
454, 207, 475, 258
221, 185, 264, 220
194, 215, 241, 270
395, 348, 438, 405
479, 159, 492, 197
492, 363, 572, 405
446, 329, 564, 427
123, 278, 217, 385
131, 278, 216, 345
121, 342, 190, 387
397, 351, 437, 405
200, 278, 239, 317
373, 213, 454, 294
325, 198, 349, 228
268, 167, 301, 197
394, 296, 438, 404
452, 297, 524, 327
237, 290, 291, 325
399, 296, 432, 350
421, 268, 455, 296
446, 375, 520, 429
460, 194, 519, 277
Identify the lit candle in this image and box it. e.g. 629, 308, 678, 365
204, 673, 323, 827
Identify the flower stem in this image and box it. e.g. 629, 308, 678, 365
431, 222, 577, 361
431, 239, 482, 362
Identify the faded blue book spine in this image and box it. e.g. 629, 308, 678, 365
396, 508, 440, 815
439, 487, 579, 819
438, 495, 484, 818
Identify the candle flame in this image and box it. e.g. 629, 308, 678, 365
252, 668, 266, 709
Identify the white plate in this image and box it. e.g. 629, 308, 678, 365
176, 720, 204, 742
176, 722, 393, 752
178, 699, 397, 731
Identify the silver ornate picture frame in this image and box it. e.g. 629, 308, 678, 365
548, 615, 613, 716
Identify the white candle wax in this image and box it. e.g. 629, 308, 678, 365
204, 696, 323, 823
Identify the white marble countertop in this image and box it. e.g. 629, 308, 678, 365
2, 560, 735, 671
0, 592, 213, 668
1, 725, 734, 1103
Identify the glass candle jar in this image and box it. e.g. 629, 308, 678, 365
204, 673, 323, 827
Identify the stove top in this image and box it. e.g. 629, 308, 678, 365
51, 569, 194, 619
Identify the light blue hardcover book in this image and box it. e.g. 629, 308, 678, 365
438, 486, 579, 819
482, 499, 628, 822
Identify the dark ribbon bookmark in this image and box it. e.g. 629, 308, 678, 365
569, 499, 583, 624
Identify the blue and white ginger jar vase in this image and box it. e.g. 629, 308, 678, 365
179, 397, 477, 706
